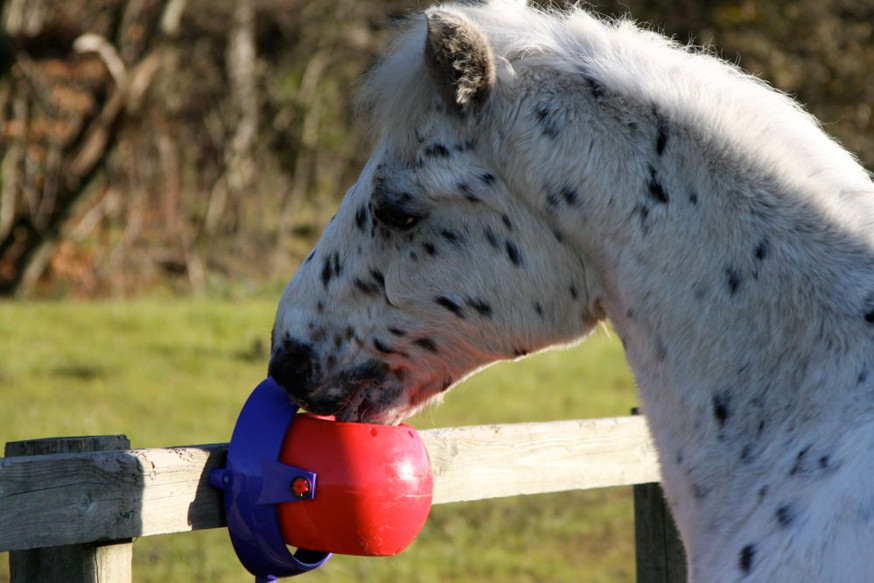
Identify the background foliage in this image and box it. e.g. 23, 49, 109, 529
0, 0, 872, 298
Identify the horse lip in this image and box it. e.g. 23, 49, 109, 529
288, 392, 343, 416
335, 359, 390, 388
336, 391, 402, 424
334, 361, 407, 423
290, 359, 391, 418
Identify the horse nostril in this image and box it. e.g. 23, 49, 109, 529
268, 338, 319, 399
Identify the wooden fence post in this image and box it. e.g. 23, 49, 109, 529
631, 409, 687, 583
6, 435, 133, 583
634, 482, 687, 583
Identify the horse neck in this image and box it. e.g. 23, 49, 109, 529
561, 117, 874, 524
496, 53, 874, 450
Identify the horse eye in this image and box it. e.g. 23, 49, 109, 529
370, 183, 426, 230
371, 198, 424, 230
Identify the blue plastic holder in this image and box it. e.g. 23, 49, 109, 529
209, 378, 331, 580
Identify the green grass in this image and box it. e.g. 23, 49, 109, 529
0, 300, 638, 582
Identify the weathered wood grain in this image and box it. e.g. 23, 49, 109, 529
6, 436, 134, 583
0, 416, 660, 552
422, 416, 660, 504
0, 444, 227, 552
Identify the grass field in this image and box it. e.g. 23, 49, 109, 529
0, 298, 639, 582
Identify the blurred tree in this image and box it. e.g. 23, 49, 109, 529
0, 0, 871, 297
0, 0, 165, 295
0, 0, 408, 296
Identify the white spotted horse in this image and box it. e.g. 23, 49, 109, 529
269, 1, 874, 580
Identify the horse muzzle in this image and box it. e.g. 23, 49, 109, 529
269, 337, 391, 418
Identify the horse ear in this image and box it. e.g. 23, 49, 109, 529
424, 10, 495, 115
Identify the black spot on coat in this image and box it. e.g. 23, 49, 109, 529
413, 337, 439, 353
321, 253, 340, 288
647, 167, 669, 204
505, 241, 523, 266
369, 269, 385, 288
355, 205, 368, 231
656, 122, 668, 156
776, 505, 794, 528
533, 103, 560, 139
726, 267, 742, 296
546, 191, 561, 210
373, 338, 396, 354
754, 238, 769, 261
466, 297, 493, 317
332, 253, 342, 277
435, 296, 465, 319
713, 391, 731, 427
354, 277, 380, 295
484, 227, 499, 249
440, 229, 463, 246
739, 544, 756, 575
789, 445, 812, 476
458, 182, 480, 202
423, 143, 450, 158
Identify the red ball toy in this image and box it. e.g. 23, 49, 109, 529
278, 413, 433, 556
210, 378, 433, 580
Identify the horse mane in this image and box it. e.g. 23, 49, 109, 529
358, 0, 872, 193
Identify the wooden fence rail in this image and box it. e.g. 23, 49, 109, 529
1, 416, 684, 582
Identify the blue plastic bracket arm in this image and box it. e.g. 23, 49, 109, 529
257, 459, 317, 505
209, 378, 331, 579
